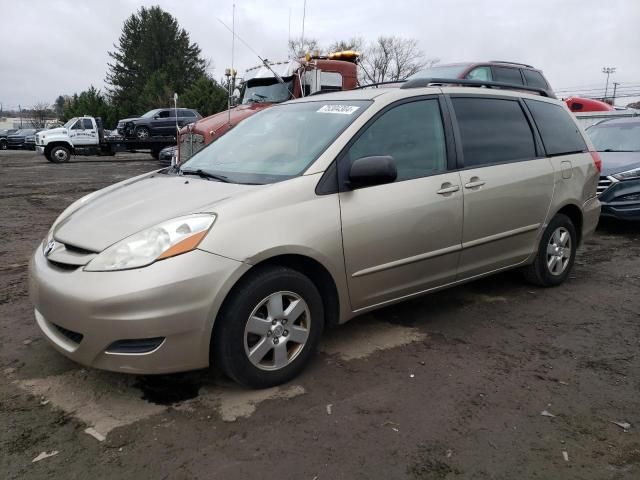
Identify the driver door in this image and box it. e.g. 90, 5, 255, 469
338, 97, 463, 311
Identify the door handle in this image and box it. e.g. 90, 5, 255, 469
464, 177, 485, 189
437, 184, 460, 195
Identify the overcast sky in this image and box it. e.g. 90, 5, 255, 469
2, 0, 639, 110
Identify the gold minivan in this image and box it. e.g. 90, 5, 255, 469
30, 80, 601, 388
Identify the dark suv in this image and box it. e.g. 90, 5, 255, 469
0, 129, 18, 150
408, 61, 556, 98
117, 108, 201, 140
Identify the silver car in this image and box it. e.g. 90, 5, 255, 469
30, 81, 601, 388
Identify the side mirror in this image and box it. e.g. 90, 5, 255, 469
153, 114, 160, 119
348, 155, 397, 189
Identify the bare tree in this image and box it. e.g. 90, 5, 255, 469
359, 36, 438, 84
29, 102, 53, 128
327, 37, 364, 54
288, 36, 320, 58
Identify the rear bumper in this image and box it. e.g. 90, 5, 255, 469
581, 196, 601, 241
599, 178, 640, 221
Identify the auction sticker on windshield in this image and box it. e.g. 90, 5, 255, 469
317, 105, 360, 115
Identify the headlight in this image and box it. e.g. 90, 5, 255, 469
84, 214, 215, 272
612, 167, 640, 181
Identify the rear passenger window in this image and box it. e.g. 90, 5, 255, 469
346, 99, 447, 182
492, 67, 524, 85
522, 70, 548, 89
451, 97, 536, 167
524, 100, 587, 156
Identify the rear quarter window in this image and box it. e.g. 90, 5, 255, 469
524, 100, 587, 156
522, 70, 548, 90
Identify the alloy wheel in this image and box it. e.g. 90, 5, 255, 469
546, 227, 572, 276
243, 291, 311, 371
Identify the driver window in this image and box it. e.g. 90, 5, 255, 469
71, 120, 83, 130
466, 67, 492, 81
82, 119, 93, 129
158, 110, 171, 118
346, 99, 447, 182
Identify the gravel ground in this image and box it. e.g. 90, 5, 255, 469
1, 150, 639, 479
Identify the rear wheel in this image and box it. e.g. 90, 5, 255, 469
135, 126, 150, 140
523, 213, 577, 287
49, 145, 71, 163
213, 266, 324, 389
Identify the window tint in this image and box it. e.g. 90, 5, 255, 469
522, 70, 548, 89
347, 99, 447, 182
524, 100, 587, 155
492, 66, 524, 85
451, 97, 536, 167
466, 67, 492, 81
157, 110, 171, 118
82, 119, 93, 129
183, 110, 196, 118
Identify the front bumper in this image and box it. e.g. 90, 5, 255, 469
599, 178, 640, 221
29, 246, 249, 374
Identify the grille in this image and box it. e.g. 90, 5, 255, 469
53, 324, 84, 344
179, 133, 205, 162
597, 176, 613, 196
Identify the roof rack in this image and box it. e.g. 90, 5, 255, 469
354, 80, 407, 90
490, 60, 534, 68
400, 77, 549, 97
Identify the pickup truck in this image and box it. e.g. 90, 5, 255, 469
35, 116, 177, 163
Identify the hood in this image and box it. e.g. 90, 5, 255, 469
185, 103, 272, 139
40, 127, 66, 136
599, 151, 640, 176
118, 117, 140, 124
54, 172, 263, 252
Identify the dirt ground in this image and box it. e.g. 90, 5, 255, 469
1, 150, 639, 480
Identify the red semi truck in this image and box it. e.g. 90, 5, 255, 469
177, 51, 359, 162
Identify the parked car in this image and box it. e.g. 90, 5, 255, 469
408, 61, 556, 98
158, 145, 177, 165
116, 108, 201, 140
0, 129, 18, 150
30, 79, 600, 388
587, 117, 640, 221
6, 129, 38, 149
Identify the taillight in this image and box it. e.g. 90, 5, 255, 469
590, 151, 602, 172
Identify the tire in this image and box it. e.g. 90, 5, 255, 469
522, 213, 577, 287
213, 266, 324, 389
135, 126, 150, 140
150, 148, 160, 160
49, 145, 71, 163
0, 140, 7, 150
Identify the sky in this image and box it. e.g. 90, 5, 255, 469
2, 0, 639, 111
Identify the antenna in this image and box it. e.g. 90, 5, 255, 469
301, 0, 307, 56
217, 18, 294, 98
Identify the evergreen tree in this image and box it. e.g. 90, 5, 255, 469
106, 6, 206, 116
181, 74, 228, 117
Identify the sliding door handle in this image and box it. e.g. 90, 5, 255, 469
464, 178, 485, 189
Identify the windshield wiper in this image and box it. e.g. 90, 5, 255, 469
180, 168, 231, 183
601, 149, 638, 152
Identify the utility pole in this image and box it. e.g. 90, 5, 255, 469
602, 67, 616, 101
19, 104, 23, 128
612, 82, 620, 105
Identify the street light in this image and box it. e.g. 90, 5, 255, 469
602, 67, 616, 101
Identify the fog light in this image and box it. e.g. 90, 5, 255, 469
105, 337, 165, 354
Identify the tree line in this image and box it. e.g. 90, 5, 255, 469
42, 6, 434, 129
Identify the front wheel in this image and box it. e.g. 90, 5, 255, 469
135, 126, 150, 140
522, 213, 577, 287
49, 145, 71, 163
213, 266, 324, 389
0, 140, 7, 150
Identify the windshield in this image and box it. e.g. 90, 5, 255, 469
408, 64, 470, 80
587, 122, 640, 151
142, 109, 161, 118
63, 117, 78, 129
180, 100, 371, 184
242, 77, 295, 104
